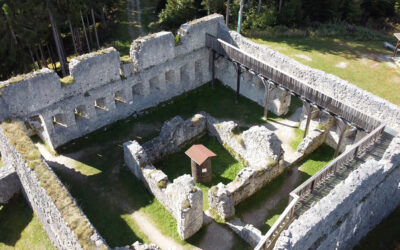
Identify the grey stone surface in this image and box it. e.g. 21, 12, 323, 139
0, 126, 107, 249
0, 164, 20, 203
226, 217, 262, 247
242, 126, 283, 164
208, 183, 235, 220
124, 139, 203, 240
274, 135, 400, 250
297, 129, 327, 155
143, 114, 207, 163
115, 241, 160, 250
206, 115, 283, 169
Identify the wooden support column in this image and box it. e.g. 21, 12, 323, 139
303, 103, 313, 138
236, 64, 241, 104
334, 124, 349, 158
263, 80, 273, 120
211, 51, 215, 89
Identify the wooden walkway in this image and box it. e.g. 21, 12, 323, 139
294, 132, 394, 218
206, 33, 381, 133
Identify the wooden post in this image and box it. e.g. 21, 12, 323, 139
236, 64, 241, 104
211, 51, 215, 89
303, 103, 313, 138
334, 124, 349, 158
263, 80, 272, 120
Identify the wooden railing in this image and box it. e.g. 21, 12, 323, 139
205, 33, 381, 133
254, 124, 385, 250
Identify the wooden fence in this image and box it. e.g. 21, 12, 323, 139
205, 33, 381, 133
254, 124, 385, 250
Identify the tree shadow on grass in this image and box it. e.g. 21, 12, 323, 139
252, 36, 392, 62
0, 195, 33, 247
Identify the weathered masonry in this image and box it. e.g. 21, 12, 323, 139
0, 13, 399, 250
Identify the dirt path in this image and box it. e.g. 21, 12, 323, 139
131, 211, 184, 250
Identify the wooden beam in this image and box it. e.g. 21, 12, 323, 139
334, 124, 349, 158
236, 64, 241, 104
211, 51, 215, 89
263, 80, 273, 120
303, 103, 313, 138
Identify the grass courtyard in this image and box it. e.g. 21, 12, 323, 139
249, 36, 400, 106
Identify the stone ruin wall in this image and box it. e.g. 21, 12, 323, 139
0, 15, 222, 150
0, 126, 107, 250
124, 114, 208, 239
0, 14, 293, 150
274, 135, 400, 250
205, 115, 285, 219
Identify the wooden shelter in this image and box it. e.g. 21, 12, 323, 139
185, 144, 216, 183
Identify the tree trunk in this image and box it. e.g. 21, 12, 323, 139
38, 43, 48, 68
101, 6, 107, 28
226, 0, 230, 25
237, 0, 245, 34
68, 19, 78, 55
5, 15, 18, 45
47, 44, 56, 70
29, 48, 38, 71
34, 47, 43, 69
80, 10, 91, 52
86, 13, 93, 45
257, 0, 262, 14
48, 8, 67, 76
278, 0, 283, 13
91, 8, 100, 49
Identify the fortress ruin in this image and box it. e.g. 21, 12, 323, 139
0, 14, 399, 250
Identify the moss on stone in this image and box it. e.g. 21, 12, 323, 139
60, 76, 75, 86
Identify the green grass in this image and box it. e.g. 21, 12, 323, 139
354, 205, 400, 250
155, 135, 246, 210
250, 36, 400, 105
298, 144, 335, 182
290, 127, 304, 152
0, 195, 54, 250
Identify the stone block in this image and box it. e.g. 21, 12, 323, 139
130, 31, 175, 71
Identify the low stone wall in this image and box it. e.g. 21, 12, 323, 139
143, 114, 207, 164
206, 115, 286, 219
116, 241, 160, 250
124, 140, 203, 240
274, 135, 400, 250
0, 122, 107, 250
206, 114, 283, 168
0, 164, 20, 204
217, 25, 400, 131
